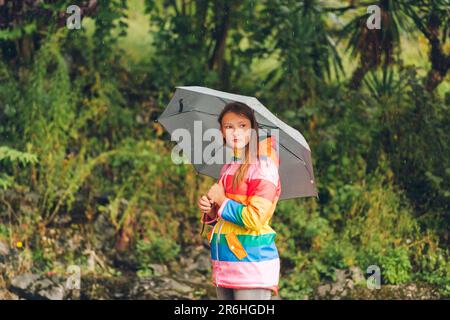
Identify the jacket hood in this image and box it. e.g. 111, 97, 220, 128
232, 135, 280, 167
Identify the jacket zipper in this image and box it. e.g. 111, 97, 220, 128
215, 219, 224, 287
215, 163, 233, 288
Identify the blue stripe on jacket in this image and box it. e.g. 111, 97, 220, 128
211, 242, 279, 262
220, 199, 245, 227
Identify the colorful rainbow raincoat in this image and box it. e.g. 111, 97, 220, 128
201, 136, 281, 296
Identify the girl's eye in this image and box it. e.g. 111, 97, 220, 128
240, 124, 246, 128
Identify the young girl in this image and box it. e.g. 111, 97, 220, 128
197, 101, 281, 300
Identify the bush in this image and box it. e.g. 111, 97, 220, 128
379, 247, 412, 284
136, 231, 180, 276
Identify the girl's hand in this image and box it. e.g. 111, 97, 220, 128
207, 182, 226, 207
198, 195, 216, 218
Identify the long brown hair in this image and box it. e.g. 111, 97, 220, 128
218, 102, 260, 191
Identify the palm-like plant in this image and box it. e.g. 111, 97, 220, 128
401, 0, 449, 92
341, 0, 414, 89
341, 0, 449, 92
363, 65, 412, 103
249, 0, 343, 114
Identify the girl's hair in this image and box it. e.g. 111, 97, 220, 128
218, 101, 260, 191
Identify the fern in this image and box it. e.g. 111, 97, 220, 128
0, 146, 38, 190
0, 146, 38, 165
0, 173, 13, 190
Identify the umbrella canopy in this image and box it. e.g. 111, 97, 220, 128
157, 86, 318, 200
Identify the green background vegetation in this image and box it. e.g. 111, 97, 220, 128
0, 0, 449, 298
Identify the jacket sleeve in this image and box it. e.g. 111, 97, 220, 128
217, 158, 279, 232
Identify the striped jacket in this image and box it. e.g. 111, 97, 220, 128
201, 136, 281, 296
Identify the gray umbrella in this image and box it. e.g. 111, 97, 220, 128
156, 86, 318, 200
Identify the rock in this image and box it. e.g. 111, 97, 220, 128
314, 268, 371, 299
185, 252, 210, 275
93, 212, 118, 254
345, 279, 354, 290
316, 284, 331, 297
0, 240, 9, 256
148, 264, 168, 276
194, 254, 210, 274
9, 274, 65, 300
330, 282, 345, 295
180, 256, 195, 268
335, 269, 349, 284
114, 251, 138, 271
168, 260, 181, 273
165, 278, 192, 294
349, 266, 365, 284
10, 273, 40, 290
126, 275, 201, 300
0, 288, 19, 300
314, 266, 442, 300
349, 282, 441, 299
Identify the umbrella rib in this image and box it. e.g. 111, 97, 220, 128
203, 143, 225, 165
279, 143, 314, 181
257, 123, 279, 129
216, 96, 229, 104
173, 109, 220, 117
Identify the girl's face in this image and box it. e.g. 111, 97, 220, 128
221, 112, 252, 150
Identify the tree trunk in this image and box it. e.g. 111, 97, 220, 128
424, 12, 449, 92
208, 0, 239, 82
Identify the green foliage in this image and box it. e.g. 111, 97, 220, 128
0, 146, 37, 189
369, 66, 450, 241
136, 232, 180, 276
92, 0, 129, 69
0, 0, 448, 299
253, 0, 343, 111
31, 248, 54, 273
0, 147, 37, 165
418, 248, 450, 297
279, 268, 318, 300
0, 22, 37, 41
143, 0, 222, 101
380, 247, 412, 284
14, 36, 119, 225
0, 223, 8, 240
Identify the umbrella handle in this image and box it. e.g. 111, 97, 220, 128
200, 215, 206, 236
200, 196, 216, 236
206, 195, 219, 211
